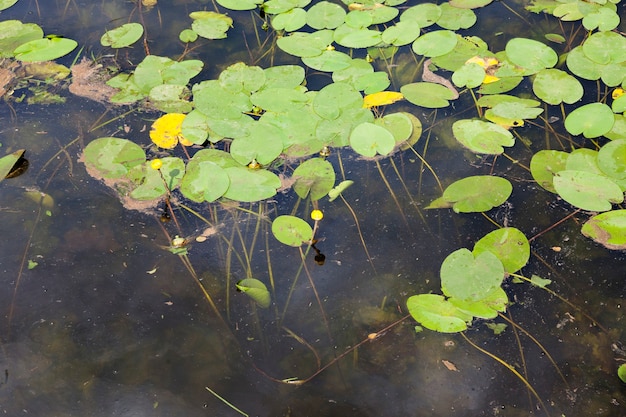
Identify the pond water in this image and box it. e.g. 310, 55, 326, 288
1, 0, 625, 416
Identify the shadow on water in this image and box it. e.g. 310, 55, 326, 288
0, 0, 625, 416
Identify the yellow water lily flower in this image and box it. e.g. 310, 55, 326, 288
150, 159, 163, 170
149, 113, 192, 149
612, 88, 625, 100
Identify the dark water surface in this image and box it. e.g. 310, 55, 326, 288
0, 1, 625, 416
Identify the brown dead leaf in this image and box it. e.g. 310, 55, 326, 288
441, 359, 459, 372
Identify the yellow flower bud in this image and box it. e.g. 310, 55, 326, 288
310, 209, 323, 221
150, 159, 163, 170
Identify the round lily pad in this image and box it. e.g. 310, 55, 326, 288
306, 1, 346, 30
292, 158, 336, 201
473, 227, 530, 274
582, 210, 626, 250
564, 102, 615, 138
349, 122, 396, 157
130, 157, 185, 201
0, 20, 43, 58
441, 248, 505, 302
223, 167, 281, 202
83, 137, 146, 179
180, 159, 230, 202
530, 149, 569, 193
428, 175, 513, 213
412, 30, 458, 57
14, 37, 78, 62
271, 215, 313, 247
597, 139, 626, 181
400, 4, 442, 28
532, 68, 584, 105
406, 294, 471, 333
401, 82, 457, 108
101, 23, 144, 48
504, 37, 557, 74
452, 119, 514, 155
553, 170, 624, 211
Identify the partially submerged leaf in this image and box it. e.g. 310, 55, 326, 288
581, 210, 626, 250
236, 278, 271, 308
0, 149, 25, 181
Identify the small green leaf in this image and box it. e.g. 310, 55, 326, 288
236, 278, 271, 308
0, 149, 25, 181
272, 215, 313, 247
328, 180, 354, 202
101, 23, 144, 48
486, 322, 507, 335
28, 260, 38, 269
618, 363, 626, 383
529, 274, 552, 288
14, 37, 78, 62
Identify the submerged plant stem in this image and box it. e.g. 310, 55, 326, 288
205, 386, 248, 417
339, 194, 376, 274
461, 332, 550, 417
376, 160, 409, 227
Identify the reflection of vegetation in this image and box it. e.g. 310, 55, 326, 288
3, 0, 626, 414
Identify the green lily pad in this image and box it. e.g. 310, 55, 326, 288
553, 170, 624, 211
473, 228, 530, 274
374, 112, 414, 145
381, 21, 421, 46
180, 159, 230, 203
179, 29, 198, 43
401, 82, 457, 108
530, 149, 569, 193
312, 82, 363, 120
221, 167, 280, 203
134, 55, 203, 95
263, 65, 306, 89
83, 137, 146, 179
582, 31, 626, 65
619, 364, 626, 383
101, 23, 144, 48
335, 28, 383, 49
411, 30, 458, 57
428, 175, 513, 213
302, 49, 352, 72
582, 7, 620, 32
0, 0, 19, 10
613, 94, 626, 114
452, 119, 514, 154
400, 4, 441, 28
130, 157, 185, 201
149, 84, 193, 113
452, 62, 485, 89
193, 79, 252, 120
328, 180, 354, 202
216, 0, 262, 10
436, 2, 477, 30
406, 294, 471, 333
0, 149, 25, 181
532, 68, 584, 105
564, 102, 615, 138
293, 158, 336, 201
272, 8, 307, 31
236, 278, 271, 308
606, 114, 626, 141
190, 11, 233, 39
271, 215, 313, 247
441, 248, 505, 302
349, 122, 396, 157
566, 46, 603, 81
0, 20, 43, 58
504, 37, 557, 74
250, 87, 309, 112
449, 287, 506, 320
219, 62, 266, 94
306, 1, 346, 29
598, 139, 626, 181
581, 210, 626, 250
230, 121, 286, 165
261, 108, 324, 157
277, 30, 334, 58
14, 37, 78, 62
566, 148, 603, 175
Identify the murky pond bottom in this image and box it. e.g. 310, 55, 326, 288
1, 0, 626, 416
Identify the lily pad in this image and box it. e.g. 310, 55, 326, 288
504, 37, 557, 74
412, 30, 458, 57
452, 119, 514, 154
334, 28, 383, 49
130, 157, 185, 200
473, 228, 530, 274
401, 82, 457, 108
381, 21, 421, 46
530, 149, 569, 193
553, 170, 623, 211
306, 1, 346, 29
101, 23, 144, 48
216, 0, 262, 10
436, 2, 477, 30
0, 149, 25, 181
564, 102, 615, 138
83, 137, 146, 179
581, 210, 626, 250
0, 20, 43, 58
406, 294, 471, 333
428, 175, 513, 213
271, 215, 313, 247
236, 278, 271, 308
597, 139, 626, 181
272, 8, 307, 31
190, 11, 233, 39
14, 37, 78, 62
582, 31, 626, 65
230, 121, 286, 165
292, 158, 336, 201
180, 160, 230, 202
223, 167, 281, 202
277, 30, 334, 58
532, 68, 584, 105
400, 4, 441, 28
441, 248, 505, 302
328, 179, 354, 202
349, 122, 396, 157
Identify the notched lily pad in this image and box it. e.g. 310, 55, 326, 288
581, 210, 626, 250
407, 294, 471, 333
553, 170, 623, 212
428, 175, 513, 213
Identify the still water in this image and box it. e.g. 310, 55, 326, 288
1, 1, 625, 416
